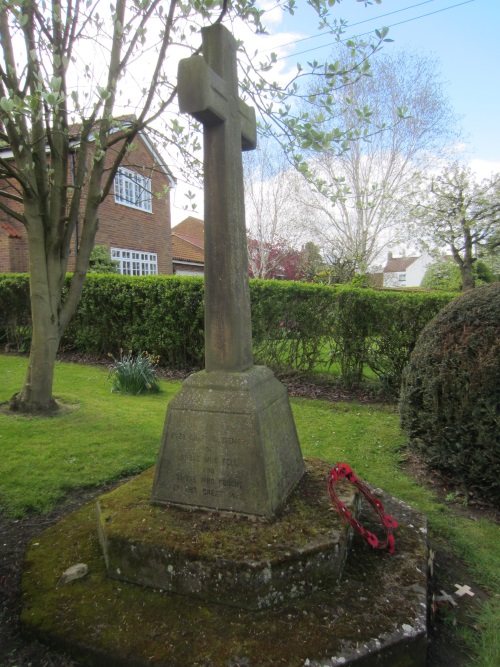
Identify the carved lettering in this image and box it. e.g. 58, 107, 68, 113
202, 488, 224, 497
222, 457, 238, 467
218, 478, 242, 489
176, 473, 197, 483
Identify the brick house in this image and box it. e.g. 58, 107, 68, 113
171, 216, 205, 275
0, 126, 175, 276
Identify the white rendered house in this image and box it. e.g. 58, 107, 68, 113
383, 251, 433, 288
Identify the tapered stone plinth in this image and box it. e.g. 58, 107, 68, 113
151, 366, 304, 518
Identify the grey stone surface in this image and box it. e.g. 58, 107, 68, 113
23, 467, 428, 666
152, 23, 305, 518
101, 460, 357, 610
177, 23, 255, 373
151, 366, 304, 517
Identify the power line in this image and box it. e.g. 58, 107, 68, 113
263, 0, 439, 53
274, 0, 476, 62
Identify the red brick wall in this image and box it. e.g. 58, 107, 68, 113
0, 181, 26, 272
0, 132, 173, 275
0, 234, 28, 273
0, 234, 9, 272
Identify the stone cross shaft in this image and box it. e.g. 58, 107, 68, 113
178, 23, 257, 373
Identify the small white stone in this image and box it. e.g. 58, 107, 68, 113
58, 563, 88, 585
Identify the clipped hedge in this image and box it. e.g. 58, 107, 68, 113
0, 273, 32, 353
65, 275, 206, 369
400, 284, 500, 504
0, 273, 454, 390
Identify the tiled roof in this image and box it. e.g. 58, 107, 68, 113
0, 223, 23, 238
383, 256, 418, 273
172, 217, 204, 246
172, 217, 205, 263
172, 235, 204, 263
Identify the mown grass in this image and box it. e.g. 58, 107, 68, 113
0, 355, 178, 515
1, 354, 498, 666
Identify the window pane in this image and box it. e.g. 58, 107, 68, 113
114, 168, 152, 212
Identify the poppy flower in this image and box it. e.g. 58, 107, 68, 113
383, 515, 398, 529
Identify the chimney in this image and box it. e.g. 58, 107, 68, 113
387, 251, 393, 260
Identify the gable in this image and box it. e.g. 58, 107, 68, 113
384, 256, 418, 273
172, 217, 204, 249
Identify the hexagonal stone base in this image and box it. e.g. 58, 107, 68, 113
97, 459, 358, 610
21, 460, 429, 667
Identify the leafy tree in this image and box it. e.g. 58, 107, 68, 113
409, 164, 500, 291
88, 246, 119, 274
313, 253, 357, 285
0, 0, 394, 413
420, 258, 462, 292
298, 48, 457, 271
247, 236, 305, 281
244, 140, 309, 279
421, 257, 495, 292
301, 241, 324, 282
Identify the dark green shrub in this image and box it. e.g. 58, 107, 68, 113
250, 280, 334, 375
88, 245, 119, 274
328, 287, 374, 387
366, 290, 453, 395
64, 274, 205, 369
0, 274, 31, 352
400, 284, 500, 505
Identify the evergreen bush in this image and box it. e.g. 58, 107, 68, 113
0, 273, 453, 390
400, 283, 500, 505
0, 273, 32, 352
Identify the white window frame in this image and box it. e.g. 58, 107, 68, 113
111, 248, 158, 276
114, 167, 153, 213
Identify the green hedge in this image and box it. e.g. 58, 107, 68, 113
0, 273, 454, 390
0, 273, 32, 353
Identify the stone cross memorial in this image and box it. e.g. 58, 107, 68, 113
152, 23, 304, 518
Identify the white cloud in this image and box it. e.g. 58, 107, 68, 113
468, 159, 500, 180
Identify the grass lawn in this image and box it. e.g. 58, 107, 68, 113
1, 354, 499, 666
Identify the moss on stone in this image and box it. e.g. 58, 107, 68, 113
21, 459, 428, 666
98, 459, 352, 563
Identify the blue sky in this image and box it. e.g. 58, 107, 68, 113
171, 0, 500, 223
273, 0, 500, 175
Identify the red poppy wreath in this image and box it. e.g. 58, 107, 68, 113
327, 463, 398, 554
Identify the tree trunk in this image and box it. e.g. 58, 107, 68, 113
460, 235, 475, 292
9, 206, 63, 414
11, 318, 60, 413
461, 262, 475, 291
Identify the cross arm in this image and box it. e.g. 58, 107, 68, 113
177, 56, 256, 151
